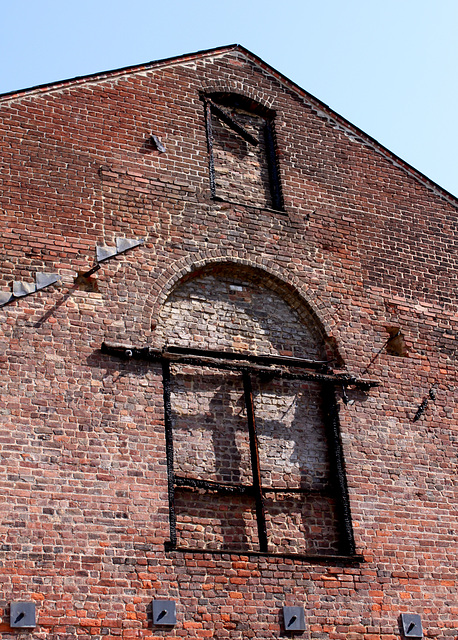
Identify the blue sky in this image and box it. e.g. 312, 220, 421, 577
1, 0, 457, 197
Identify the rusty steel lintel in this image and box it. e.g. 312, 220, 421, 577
175, 476, 254, 495
174, 476, 329, 496
243, 370, 268, 553
161, 359, 177, 548
165, 345, 329, 370
206, 98, 259, 147
100, 342, 378, 389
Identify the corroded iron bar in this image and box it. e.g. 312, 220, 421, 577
166, 344, 329, 369
321, 383, 356, 556
174, 476, 328, 496
207, 98, 259, 146
101, 342, 378, 389
81, 263, 101, 278
174, 476, 253, 495
264, 120, 283, 210
204, 100, 216, 196
161, 359, 177, 549
243, 371, 268, 553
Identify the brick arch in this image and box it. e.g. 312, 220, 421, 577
200, 81, 277, 111
147, 250, 344, 363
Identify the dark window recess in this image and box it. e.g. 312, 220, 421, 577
203, 93, 284, 211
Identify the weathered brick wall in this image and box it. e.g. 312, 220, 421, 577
0, 46, 456, 639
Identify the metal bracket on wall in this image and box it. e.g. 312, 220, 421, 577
1, 237, 144, 307
400, 614, 423, 638
0, 272, 60, 307
10, 602, 36, 628
149, 134, 166, 153
412, 386, 437, 422
152, 600, 176, 626
96, 237, 144, 263
283, 606, 306, 632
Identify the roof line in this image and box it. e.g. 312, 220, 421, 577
0, 44, 241, 101
235, 47, 458, 208
1, 43, 456, 206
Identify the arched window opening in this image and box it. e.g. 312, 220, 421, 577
152, 265, 358, 558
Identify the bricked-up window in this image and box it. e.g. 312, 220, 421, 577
203, 93, 284, 211
139, 265, 366, 557
162, 347, 357, 558
102, 267, 367, 557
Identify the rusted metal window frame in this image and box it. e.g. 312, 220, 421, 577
321, 384, 356, 555
203, 96, 284, 212
161, 359, 177, 549
242, 370, 268, 552
206, 98, 259, 147
164, 355, 355, 556
102, 342, 375, 558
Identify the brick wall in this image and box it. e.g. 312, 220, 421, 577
0, 46, 456, 639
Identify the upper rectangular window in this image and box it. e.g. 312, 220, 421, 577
203, 94, 284, 211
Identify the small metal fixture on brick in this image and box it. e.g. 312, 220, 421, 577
10, 602, 36, 628
0, 272, 60, 307
149, 134, 166, 153
413, 386, 437, 422
283, 606, 305, 632
96, 237, 144, 263
400, 613, 423, 638
361, 328, 403, 376
152, 600, 176, 626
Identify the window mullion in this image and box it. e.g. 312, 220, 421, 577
321, 383, 356, 555
242, 370, 268, 552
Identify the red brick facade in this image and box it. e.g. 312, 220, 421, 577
0, 45, 456, 639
